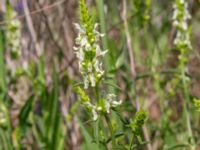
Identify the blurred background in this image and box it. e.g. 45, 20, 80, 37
0, 0, 200, 149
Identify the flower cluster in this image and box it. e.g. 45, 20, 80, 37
130, 109, 147, 135
172, 0, 191, 50
172, 0, 192, 84
74, 0, 122, 121
74, 0, 107, 89
133, 0, 151, 27
6, 4, 21, 58
194, 99, 200, 112
75, 87, 122, 121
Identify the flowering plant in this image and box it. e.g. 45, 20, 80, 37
74, 0, 121, 121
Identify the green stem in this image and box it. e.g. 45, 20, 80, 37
94, 118, 100, 149
104, 114, 116, 148
95, 84, 100, 101
94, 84, 100, 149
180, 61, 195, 149
128, 134, 134, 150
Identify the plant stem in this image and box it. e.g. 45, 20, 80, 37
95, 85, 100, 101
93, 84, 100, 149
94, 118, 100, 149
128, 134, 134, 150
104, 113, 116, 148
181, 63, 195, 149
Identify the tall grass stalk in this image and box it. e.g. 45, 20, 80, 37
0, 27, 6, 95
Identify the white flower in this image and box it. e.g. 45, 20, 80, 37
6, 8, 21, 58
82, 94, 122, 120
83, 76, 89, 89
92, 107, 98, 121
74, 23, 86, 34
93, 23, 105, 38
84, 101, 93, 108
181, 22, 188, 31
96, 45, 107, 57
85, 43, 91, 51
74, 22, 107, 89
94, 60, 103, 74
105, 94, 122, 113
80, 37, 88, 47
111, 100, 123, 107
89, 74, 96, 87
84, 101, 98, 121
105, 101, 111, 113
97, 106, 102, 111
107, 94, 117, 102
172, 0, 191, 50
87, 63, 93, 72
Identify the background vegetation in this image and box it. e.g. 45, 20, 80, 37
0, 0, 200, 149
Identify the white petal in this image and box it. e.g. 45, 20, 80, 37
99, 50, 108, 56
80, 37, 88, 47
74, 23, 85, 33
73, 46, 78, 51
111, 100, 122, 107
92, 107, 98, 121
105, 101, 110, 113
90, 74, 96, 87
83, 76, 89, 89
107, 94, 117, 102
87, 63, 93, 72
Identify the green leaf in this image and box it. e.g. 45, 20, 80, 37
115, 51, 125, 69
19, 96, 34, 126
77, 118, 99, 150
